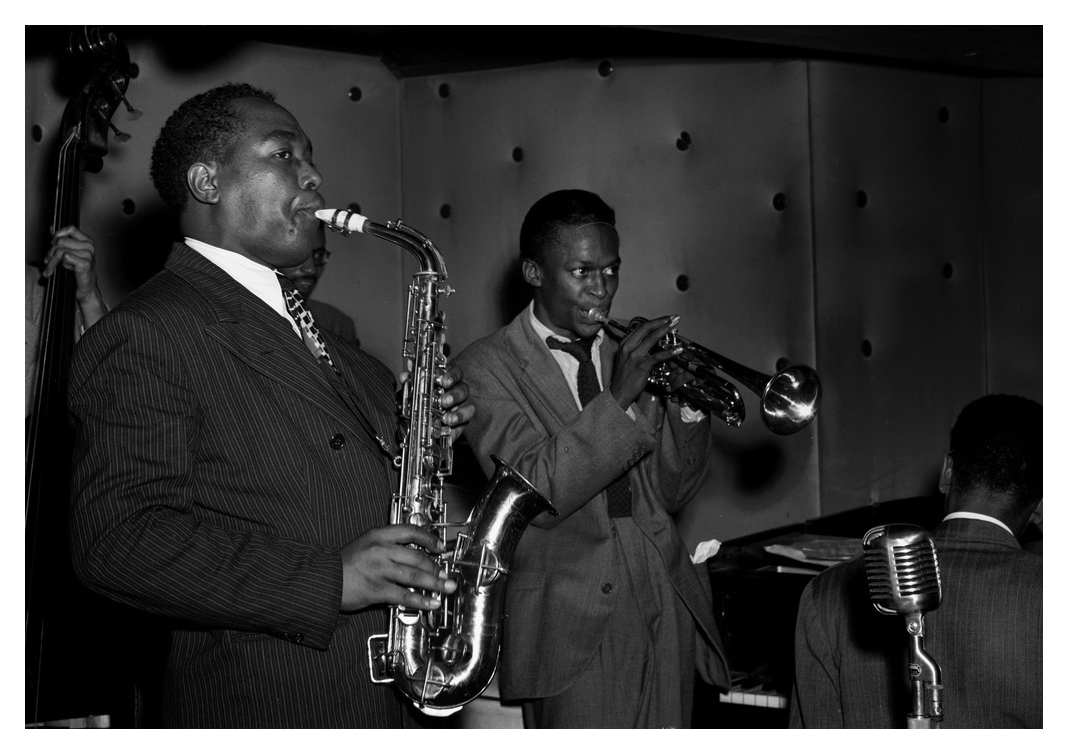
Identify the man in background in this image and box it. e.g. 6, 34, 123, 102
278, 223, 359, 347
26, 227, 109, 414
791, 393, 1042, 728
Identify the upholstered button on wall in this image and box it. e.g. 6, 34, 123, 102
856, 190, 868, 208
601, 583, 613, 594
861, 340, 873, 358
329, 433, 346, 450
676, 131, 692, 151
439, 83, 450, 99
676, 274, 690, 292
598, 60, 613, 77
440, 204, 451, 219
512, 147, 524, 163
122, 198, 136, 215
773, 192, 787, 211
348, 86, 362, 102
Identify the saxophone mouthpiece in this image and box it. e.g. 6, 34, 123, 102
315, 208, 367, 236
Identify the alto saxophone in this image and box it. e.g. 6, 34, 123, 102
316, 209, 557, 717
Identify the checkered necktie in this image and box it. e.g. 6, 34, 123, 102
277, 272, 337, 373
547, 335, 632, 517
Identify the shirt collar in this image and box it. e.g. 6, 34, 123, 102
527, 300, 604, 351
942, 511, 1014, 537
184, 237, 296, 333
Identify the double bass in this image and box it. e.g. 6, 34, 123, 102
25, 27, 135, 727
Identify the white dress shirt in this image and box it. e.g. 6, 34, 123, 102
942, 510, 1014, 537
184, 237, 301, 338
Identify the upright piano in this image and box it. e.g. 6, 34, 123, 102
694, 496, 946, 728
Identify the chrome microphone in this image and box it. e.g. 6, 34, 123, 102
863, 523, 942, 618
863, 524, 944, 728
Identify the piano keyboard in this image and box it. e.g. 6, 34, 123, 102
718, 689, 788, 709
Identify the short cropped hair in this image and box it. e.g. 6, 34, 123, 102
949, 394, 1042, 505
519, 189, 616, 266
150, 82, 276, 212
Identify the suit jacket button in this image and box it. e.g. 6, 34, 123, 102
329, 433, 346, 450
601, 583, 613, 594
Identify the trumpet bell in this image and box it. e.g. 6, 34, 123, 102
761, 365, 822, 436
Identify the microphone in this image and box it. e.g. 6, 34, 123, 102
862, 523, 944, 728
315, 208, 368, 235
863, 523, 942, 618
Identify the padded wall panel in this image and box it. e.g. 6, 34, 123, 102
25, 41, 406, 369
810, 62, 986, 515
981, 78, 1042, 402
399, 59, 820, 546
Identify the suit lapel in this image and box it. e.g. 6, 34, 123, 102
166, 245, 393, 451
503, 313, 583, 430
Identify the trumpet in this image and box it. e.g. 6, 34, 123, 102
587, 310, 822, 436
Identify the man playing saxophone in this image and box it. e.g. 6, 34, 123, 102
67, 83, 473, 728
454, 189, 731, 728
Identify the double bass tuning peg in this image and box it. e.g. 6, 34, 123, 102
107, 121, 131, 143
120, 95, 142, 122
109, 77, 141, 121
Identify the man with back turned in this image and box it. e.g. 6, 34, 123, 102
790, 393, 1042, 728
67, 82, 473, 727
454, 189, 730, 728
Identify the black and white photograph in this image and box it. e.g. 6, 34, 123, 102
22, 17, 1047, 735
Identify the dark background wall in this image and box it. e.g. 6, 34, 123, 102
25, 26, 1042, 549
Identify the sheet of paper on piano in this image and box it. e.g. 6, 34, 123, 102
763, 535, 863, 568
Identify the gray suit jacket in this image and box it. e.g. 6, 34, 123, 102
68, 244, 404, 727
791, 517, 1042, 728
454, 310, 730, 700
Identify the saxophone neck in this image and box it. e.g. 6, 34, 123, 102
380, 219, 449, 278
315, 208, 448, 277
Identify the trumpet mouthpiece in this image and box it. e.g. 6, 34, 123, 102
586, 308, 609, 323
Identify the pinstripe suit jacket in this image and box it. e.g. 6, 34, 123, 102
453, 311, 730, 701
790, 517, 1043, 728
68, 244, 404, 727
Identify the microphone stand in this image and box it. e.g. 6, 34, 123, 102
904, 611, 944, 728
863, 524, 945, 729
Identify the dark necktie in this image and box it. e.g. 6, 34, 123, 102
277, 272, 337, 374
547, 335, 632, 517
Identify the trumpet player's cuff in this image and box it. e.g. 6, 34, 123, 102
680, 405, 706, 423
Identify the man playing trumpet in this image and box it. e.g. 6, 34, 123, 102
454, 189, 730, 728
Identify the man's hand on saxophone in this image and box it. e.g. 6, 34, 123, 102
340, 525, 459, 613
438, 363, 475, 439
338, 361, 472, 614
397, 362, 475, 440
